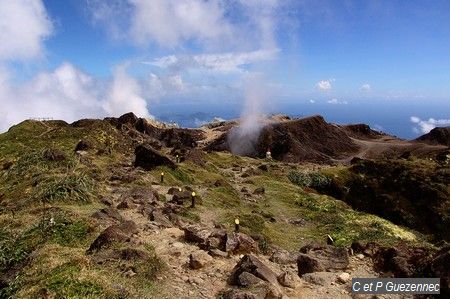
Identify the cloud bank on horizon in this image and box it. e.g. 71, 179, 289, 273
0, 0, 449, 135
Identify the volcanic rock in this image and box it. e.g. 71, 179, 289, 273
229, 254, 279, 287
87, 220, 138, 253
91, 206, 124, 223
225, 233, 258, 254
134, 144, 176, 170
238, 272, 264, 287
269, 249, 299, 265
297, 244, 349, 275
74, 139, 91, 152
343, 124, 384, 139
415, 126, 450, 146
189, 250, 213, 269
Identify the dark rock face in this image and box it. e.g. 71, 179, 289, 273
170, 190, 192, 205
91, 206, 124, 223
343, 124, 385, 140
183, 224, 214, 246
183, 225, 257, 255
74, 139, 91, 152
118, 112, 139, 127
297, 244, 349, 275
134, 144, 176, 170
87, 220, 138, 253
205, 115, 359, 163
237, 272, 264, 287
43, 148, 66, 161
415, 126, 450, 146
225, 233, 258, 255
229, 255, 279, 287
270, 249, 299, 265
159, 128, 205, 148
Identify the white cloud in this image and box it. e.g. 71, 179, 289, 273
146, 48, 279, 73
0, 0, 52, 61
88, 0, 233, 48
0, 63, 154, 132
327, 98, 347, 105
410, 116, 450, 134
309, 99, 315, 103
360, 83, 371, 91
316, 79, 334, 91
88, 0, 284, 51
102, 64, 151, 118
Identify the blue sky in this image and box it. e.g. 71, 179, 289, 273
0, 0, 449, 137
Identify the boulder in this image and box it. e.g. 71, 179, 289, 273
270, 249, 298, 265
171, 190, 192, 205
183, 224, 212, 246
238, 272, 264, 287
149, 209, 173, 227
297, 244, 349, 275
117, 112, 139, 127
225, 233, 258, 254
134, 144, 176, 170
277, 271, 297, 288
229, 255, 279, 287
74, 139, 91, 152
87, 220, 138, 253
189, 250, 213, 269
91, 206, 124, 222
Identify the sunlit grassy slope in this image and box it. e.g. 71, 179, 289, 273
0, 120, 432, 298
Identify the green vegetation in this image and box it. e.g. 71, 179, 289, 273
35, 171, 95, 203
288, 170, 332, 189
45, 263, 104, 298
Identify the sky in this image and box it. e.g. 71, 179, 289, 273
0, 0, 449, 138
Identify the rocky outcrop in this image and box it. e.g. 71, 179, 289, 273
134, 144, 176, 170
189, 250, 213, 269
415, 126, 450, 146
87, 220, 138, 253
205, 115, 360, 163
229, 255, 279, 287
342, 124, 385, 140
225, 233, 258, 254
297, 243, 349, 275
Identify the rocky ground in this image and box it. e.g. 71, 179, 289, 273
0, 113, 448, 298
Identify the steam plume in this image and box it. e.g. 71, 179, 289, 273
228, 74, 270, 156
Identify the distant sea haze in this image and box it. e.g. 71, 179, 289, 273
152, 99, 450, 140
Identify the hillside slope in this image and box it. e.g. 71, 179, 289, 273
0, 114, 448, 298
